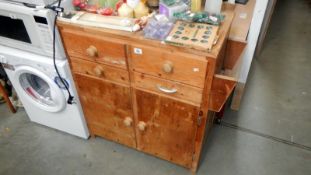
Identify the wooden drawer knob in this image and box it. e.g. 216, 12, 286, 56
162, 61, 173, 73
86, 45, 98, 57
123, 117, 133, 127
94, 65, 104, 77
137, 121, 146, 131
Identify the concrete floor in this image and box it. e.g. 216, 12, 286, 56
0, 0, 311, 174
224, 0, 311, 147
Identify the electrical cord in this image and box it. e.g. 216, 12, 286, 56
21, 0, 74, 104
51, 0, 74, 104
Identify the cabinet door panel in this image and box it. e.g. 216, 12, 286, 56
75, 73, 136, 148
135, 89, 199, 168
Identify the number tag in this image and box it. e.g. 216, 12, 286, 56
134, 48, 143, 55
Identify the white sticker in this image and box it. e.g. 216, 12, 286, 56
239, 13, 247, 19
193, 68, 200, 72
134, 48, 143, 55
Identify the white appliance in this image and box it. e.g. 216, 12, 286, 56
0, 0, 73, 59
5, 0, 58, 6
0, 45, 89, 139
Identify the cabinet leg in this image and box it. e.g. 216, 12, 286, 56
90, 133, 96, 139
191, 167, 197, 175
190, 163, 198, 175
215, 103, 225, 124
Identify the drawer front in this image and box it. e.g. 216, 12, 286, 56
70, 57, 129, 85
61, 30, 127, 68
134, 73, 203, 105
130, 45, 207, 88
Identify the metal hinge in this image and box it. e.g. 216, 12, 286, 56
197, 115, 202, 126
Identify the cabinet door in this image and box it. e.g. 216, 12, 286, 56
135, 89, 200, 168
75, 73, 136, 148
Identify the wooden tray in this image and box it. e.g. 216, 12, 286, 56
165, 21, 219, 52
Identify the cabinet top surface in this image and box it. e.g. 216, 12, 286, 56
57, 9, 235, 59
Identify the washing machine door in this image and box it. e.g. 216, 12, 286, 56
14, 66, 66, 112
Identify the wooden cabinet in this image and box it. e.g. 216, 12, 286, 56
57, 8, 238, 172
74, 73, 136, 148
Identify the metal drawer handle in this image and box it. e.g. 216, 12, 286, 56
156, 84, 177, 94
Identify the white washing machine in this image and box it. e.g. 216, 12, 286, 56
0, 45, 89, 139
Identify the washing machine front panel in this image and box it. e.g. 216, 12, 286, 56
14, 65, 66, 113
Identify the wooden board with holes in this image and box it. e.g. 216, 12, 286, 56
165, 21, 219, 52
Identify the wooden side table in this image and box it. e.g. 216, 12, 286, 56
0, 80, 16, 113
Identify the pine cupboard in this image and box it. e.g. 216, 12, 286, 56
57, 6, 244, 172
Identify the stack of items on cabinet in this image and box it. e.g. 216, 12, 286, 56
0, 0, 89, 139
60, 0, 230, 51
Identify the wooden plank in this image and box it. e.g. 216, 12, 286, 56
224, 40, 247, 69
231, 82, 246, 110
209, 74, 237, 112
232, 0, 269, 110
229, 0, 256, 42
255, 0, 277, 56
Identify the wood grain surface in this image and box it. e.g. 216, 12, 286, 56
133, 72, 203, 106
129, 45, 208, 88
71, 57, 130, 85
61, 29, 127, 69
135, 89, 200, 168
74, 73, 136, 148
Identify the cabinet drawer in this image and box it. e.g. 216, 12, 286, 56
129, 45, 207, 88
134, 73, 203, 106
61, 30, 127, 68
71, 58, 129, 85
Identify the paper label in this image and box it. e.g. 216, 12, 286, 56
134, 48, 143, 55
